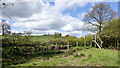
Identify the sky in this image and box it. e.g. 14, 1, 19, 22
0, 0, 118, 38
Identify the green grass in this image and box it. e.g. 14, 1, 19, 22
30, 36, 55, 42
1, 35, 55, 42
11, 48, 119, 66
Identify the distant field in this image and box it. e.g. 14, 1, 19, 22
12, 48, 118, 66
1, 35, 56, 42
30, 36, 55, 42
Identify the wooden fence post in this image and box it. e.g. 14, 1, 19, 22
117, 40, 119, 50
52, 43, 53, 46
76, 42, 78, 47
84, 36, 86, 46
39, 45, 41, 51
95, 35, 96, 47
56, 43, 58, 51
61, 44, 62, 47
90, 42, 92, 47
51, 43, 54, 51
67, 42, 69, 51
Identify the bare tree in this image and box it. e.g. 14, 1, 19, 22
83, 2, 117, 33
0, 3, 14, 36
0, 20, 11, 36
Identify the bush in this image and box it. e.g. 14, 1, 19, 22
72, 50, 76, 52
84, 46, 91, 49
88, 54, 92, 58
74, 53, 86, 58
74, 53, 80, 57
76, 47, 82, 50
68, 52, 73, 55
80, 53, 85, 57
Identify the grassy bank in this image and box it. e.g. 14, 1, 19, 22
11, 48, 118, 66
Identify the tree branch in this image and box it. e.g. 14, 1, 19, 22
88, 21, 99, 26
93, 16, 99, 23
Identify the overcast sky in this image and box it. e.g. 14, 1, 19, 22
0, 0, 118, 37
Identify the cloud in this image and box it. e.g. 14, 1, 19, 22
54, 1, 88, 12
10, 1, 87, 31
11, 29, 25, 33
11, 29, 84, 38
62, 30, 83, 38
2, 0, 88, 19
12, 10, 67, 30
2, 2, 46, 19
78, 12, 87, 20
2, 0, 118, 2
61, 14, 85, 32
2, 1, 89, 37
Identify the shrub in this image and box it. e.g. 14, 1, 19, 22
76, 47, 82, 50
80, 53, 85, 57
33, 62, 37, 65
74, 53, 80, 57
68, 52, 73, 55
74, 53, 86, 58
72, 50, 76, 52
84, 46, 91, 49
88, 54, 92, 58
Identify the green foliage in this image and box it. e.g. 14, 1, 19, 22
80, 53, 86, 57
101, 18, 118, 38
78, 37, 85, 46
99, 19, 119, 49
88, 54, 92, 58
32, 62, 37, 65
2, 29, 116, 67
74, 53, 86, 58
2, 34, 37, 66
72, 50, 76, 52
74, 53, 80, 57
84, 46, 91, 49
68, 52, 74, 55
65, 35, 69, 37
76, 47, 82, 50
53, 32, 62, 38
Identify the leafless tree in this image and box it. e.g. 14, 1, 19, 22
0, 3, 14, 36
83, 2, 117, 33
0, 20, 11, 36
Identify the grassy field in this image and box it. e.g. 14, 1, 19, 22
1, 35, 56, 42
25, 36, 55, 42
2, 35, 119, 67
11, 47, 119, 66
